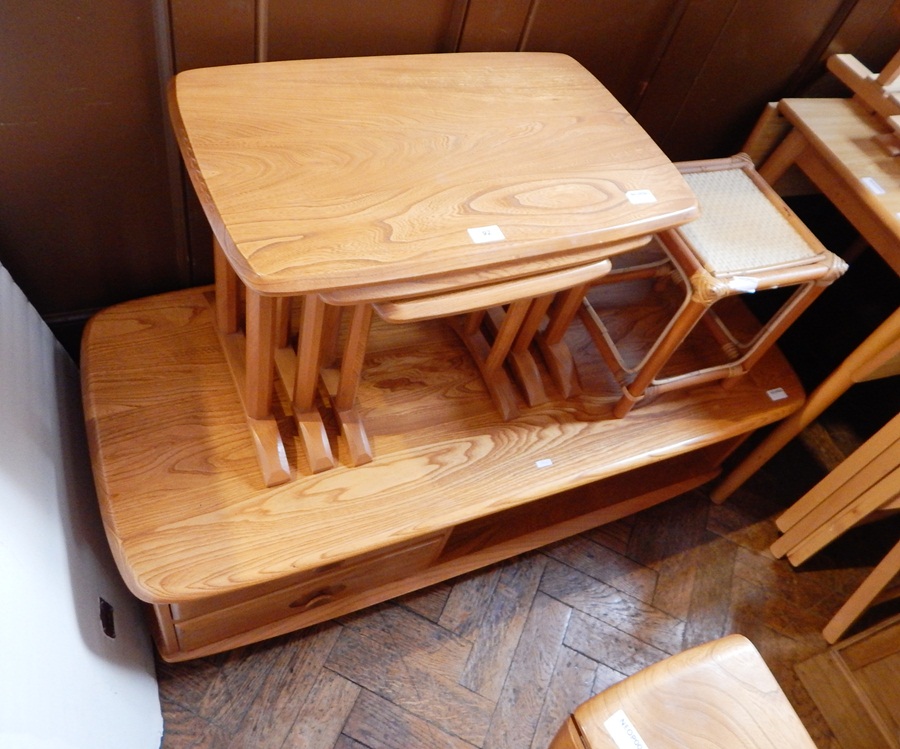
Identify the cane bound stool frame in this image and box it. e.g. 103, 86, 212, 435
580, 153, 848, 418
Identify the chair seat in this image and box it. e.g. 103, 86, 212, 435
579, 153, 849, 418
680, 164, 824, 276
549, 635, 819, 748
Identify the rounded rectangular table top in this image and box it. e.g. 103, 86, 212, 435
169, 52, 698, 295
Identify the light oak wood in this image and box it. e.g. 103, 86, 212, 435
713, 96, 900, 503
167, 52, 699, 483
169, 53, 697, 295
553, 635, 817, 748
81, 283, 805, 661
712, 306, 900, 504
761, 98, 900, 275
767, 412, 900, 642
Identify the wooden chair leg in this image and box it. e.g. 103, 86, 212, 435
771, 414, 900, 560
613, 297, 708, 418
711, 307, 900, 503
786, 464, 900, 566
776, 412, 900, 534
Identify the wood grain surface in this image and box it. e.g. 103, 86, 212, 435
168, 53, 698, 294
82, 282, 803, 608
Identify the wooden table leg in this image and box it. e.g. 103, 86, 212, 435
711, 307, 900, 503
758, 128, 809, 184
209, 284, 291, 487
328, 304, 375, 467
209, 238, 292, 486
290, 294, 336, 473
507, 294, 554, 406
213, 238, 240, 334
453, 307, 521, 421
536, 283, 590, 399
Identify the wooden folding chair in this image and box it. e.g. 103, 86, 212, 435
580, 154, 848, 417
826, 21, 900, 154
770, 411, 900, 643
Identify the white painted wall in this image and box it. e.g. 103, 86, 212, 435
0, 264, 163, 749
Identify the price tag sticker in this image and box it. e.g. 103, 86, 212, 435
604, 710, 649, 749
861, 177, 886, 195
730, 276, 759, 293
626, 189, 658, 205
468, 225, 506, 244
535, 458, 553, 469
767, 387, 788, 401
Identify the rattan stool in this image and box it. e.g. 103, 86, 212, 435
580, 153, 848, 418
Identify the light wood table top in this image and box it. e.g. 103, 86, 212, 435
763, 97, 900, 274
167, 52, 701, 486
169, 52, 698, 295
82, 285, 804, 605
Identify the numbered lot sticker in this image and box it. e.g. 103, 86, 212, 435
468, 225, 506, 244
626, 189, 657, 205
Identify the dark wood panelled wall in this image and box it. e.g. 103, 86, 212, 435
1, 0, 898, 351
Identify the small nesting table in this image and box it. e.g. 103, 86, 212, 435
167, 52, 699, 485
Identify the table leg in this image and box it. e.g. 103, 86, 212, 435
291, 294, 336, 473
536, 283, 590, 399
711, 306, 900, 503
208, 284, 291, 487
330, 304, 374, 467
758, 128, 809, 184
452, 309, 520, 421
213, 237, 239, 334
507, 294, 554, 406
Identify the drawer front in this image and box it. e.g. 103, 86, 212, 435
174, 533, 444, 651
171, 532, 445, 621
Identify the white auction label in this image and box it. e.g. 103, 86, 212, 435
729, 276, 759, 293
535, 458, 553, 468
468, 225, 506, 244
860, 176, 886, 195
767, 387, 788, 401
625, 189, 658, 205
604, 709, 650, 749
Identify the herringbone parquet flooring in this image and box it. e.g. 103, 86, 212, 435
155, 429, 896, 749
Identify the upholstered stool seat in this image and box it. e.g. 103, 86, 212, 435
580, 153, 848, 417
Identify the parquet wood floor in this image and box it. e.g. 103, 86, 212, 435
154, 428, 897, 749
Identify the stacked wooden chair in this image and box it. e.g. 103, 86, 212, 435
579, 154, 848, 417
771, 411, 900, 643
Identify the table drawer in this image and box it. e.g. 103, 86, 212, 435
173, 533, 444, 651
